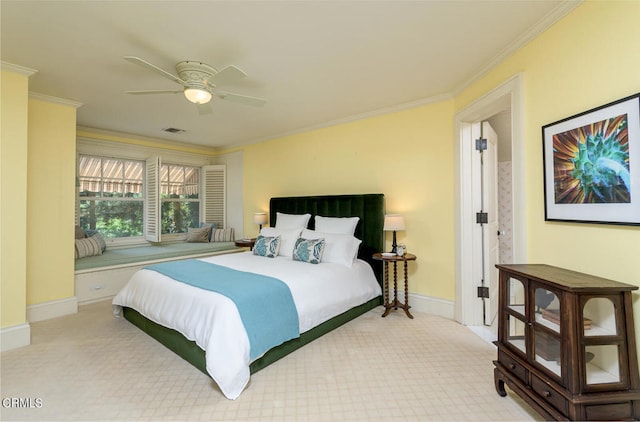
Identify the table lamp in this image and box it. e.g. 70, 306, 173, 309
254, 212, 268, 231
383, 214, 405, 254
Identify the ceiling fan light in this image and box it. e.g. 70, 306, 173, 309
184, 88, 212, 104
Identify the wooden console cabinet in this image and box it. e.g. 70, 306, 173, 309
494, 264, 640, 420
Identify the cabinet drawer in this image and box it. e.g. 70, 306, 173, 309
498, 350, 527, 383
531, 374, 568, 415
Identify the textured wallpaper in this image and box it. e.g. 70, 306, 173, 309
498, 161, 513, 264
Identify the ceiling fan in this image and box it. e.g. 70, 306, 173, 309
124, 56, 266, 114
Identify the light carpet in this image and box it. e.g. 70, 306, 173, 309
1, 300, 540, 421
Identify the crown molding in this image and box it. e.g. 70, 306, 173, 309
77, 126, 218, 155
226, 0, 581, 152
77, 127, 218, 167
452, 0, 583, 96
29, 92, 83, 108
219, 92, 453, 150
1, 61, 38, 76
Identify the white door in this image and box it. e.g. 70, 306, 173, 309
472, 121, 500, 326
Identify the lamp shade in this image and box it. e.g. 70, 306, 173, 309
184, 88, 212, 104
253, 212, 268, 225
383, 214, 405, 231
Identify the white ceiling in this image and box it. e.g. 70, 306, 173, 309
1, 1, 579, 149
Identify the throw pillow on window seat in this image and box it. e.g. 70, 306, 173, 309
186, 226, 212, 243
199, 222, 218, 241
210, 228, 234, 242
75, 236, 103, 259
75, 225, 87, 239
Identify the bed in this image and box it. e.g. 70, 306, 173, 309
112, 194, 384, 399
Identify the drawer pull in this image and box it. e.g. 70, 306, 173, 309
509, 363, 516, 370
543, 390, 551, 398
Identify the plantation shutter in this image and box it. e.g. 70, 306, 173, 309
202, 165, 226, 229
144, 156, 161, 242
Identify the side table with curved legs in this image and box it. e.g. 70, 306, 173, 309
372, 253, 417, 319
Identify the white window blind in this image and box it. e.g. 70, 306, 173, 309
145, 156, 161, 242
202, 165, 226, 229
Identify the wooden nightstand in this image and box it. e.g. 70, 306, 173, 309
235, 238, 256, 250
372, 252, 417, 319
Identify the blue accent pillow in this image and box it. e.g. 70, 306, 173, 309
293, 238, 325, 264
253, 235, 281, 258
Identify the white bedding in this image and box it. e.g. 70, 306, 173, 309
112, 251, 381, 399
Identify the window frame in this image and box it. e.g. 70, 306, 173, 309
77, 155, 146, 245
77, 137, 219, 247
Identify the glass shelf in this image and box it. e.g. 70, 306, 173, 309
584, 298, 617, 337
535, 355, 562, 377
507, 277, 525, 317
585, 345, 620, 385
534, 327, 561, 377
509, 305, 525, 316
535, 287, 560, 334
507, 315, 526, 354
535, 313, 560, 332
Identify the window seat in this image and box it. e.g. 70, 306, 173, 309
75, 241, 238, 272
75, 241, 241, 304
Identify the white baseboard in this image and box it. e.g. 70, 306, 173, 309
396, 291, 455, 320
1, 323, 31, 352
27, 297, 78, 323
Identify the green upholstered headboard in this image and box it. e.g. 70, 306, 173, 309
269, 194, 384, 283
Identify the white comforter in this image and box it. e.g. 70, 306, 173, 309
112, 252, 381, 399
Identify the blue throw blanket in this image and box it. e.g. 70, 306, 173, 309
145, 259, 299, 360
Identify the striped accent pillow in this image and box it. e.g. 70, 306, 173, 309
75, 236, 103, 259
211, 228, 234, 242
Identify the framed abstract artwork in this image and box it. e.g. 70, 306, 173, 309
542, 93, 640, 225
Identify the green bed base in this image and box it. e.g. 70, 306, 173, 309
123, 296, 380, 376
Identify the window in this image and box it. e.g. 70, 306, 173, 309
78, 156, 144, 239
77, 148, 226, 244
160, 164, 200, 235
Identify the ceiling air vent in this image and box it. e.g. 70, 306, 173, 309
162, 127, 186, 134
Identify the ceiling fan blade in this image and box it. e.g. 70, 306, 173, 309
216, 91, 266, 107
124, 56, 188, 87
196, 102, 212, 115
126, 89, 183, 95
210, 65, 246, 86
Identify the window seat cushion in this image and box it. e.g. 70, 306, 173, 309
74, 241, 237, 272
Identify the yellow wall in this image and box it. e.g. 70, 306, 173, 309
455, 1, 640, 340
242, 1, 640, 345
244, 100, 456, 299
26, 99, 77, 304
1, 69, 30, 328
4, 1, 638, 352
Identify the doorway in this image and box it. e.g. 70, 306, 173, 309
454, 74, 527, 329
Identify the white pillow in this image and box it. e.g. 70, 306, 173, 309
301, 229, 361, 267
260, 227, 302, 257
315, 215, 359, 235
275, 212, 311, 230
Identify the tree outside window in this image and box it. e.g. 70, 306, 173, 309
160, 164, 200, 234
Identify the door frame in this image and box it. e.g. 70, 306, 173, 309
454, 73, 527, 326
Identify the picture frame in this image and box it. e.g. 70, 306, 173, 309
542, 93, 640, 226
